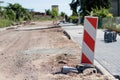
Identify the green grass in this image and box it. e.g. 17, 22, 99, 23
0, 18, 13, 28
0, 16, 60, 28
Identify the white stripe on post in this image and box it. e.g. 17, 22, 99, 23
84, 19, 97, 40
82, 42, 94, 63
81, 16, 98, 64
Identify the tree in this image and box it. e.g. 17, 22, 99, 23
45, 9, 51, 16
0, 1, 4, 18
60, 12, 66, 17
70, 0, 111, 23
82, 0, 111, 16
51, 8, 58, 18
70, 0, 79, 16
5, 3, 32, 21
4, 9, 16, 21
70, 0, 111, 16
0, 3, 32, 28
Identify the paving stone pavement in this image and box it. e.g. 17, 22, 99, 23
60, 23, 120, 76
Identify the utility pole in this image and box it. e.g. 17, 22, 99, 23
78, 0, 81, 24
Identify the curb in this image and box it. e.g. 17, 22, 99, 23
0, 25, 22, 31
63, 31, 71, 40
94, 60, 117, 80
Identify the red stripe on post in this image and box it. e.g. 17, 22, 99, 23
86, 17, 98, 29
81, 16, 98, 64
83, 30, 95, 52
81, 53, 92, 64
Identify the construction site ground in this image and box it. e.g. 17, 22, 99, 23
0, 21, 109, 80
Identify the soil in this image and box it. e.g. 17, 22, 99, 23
0, 21, 109, 80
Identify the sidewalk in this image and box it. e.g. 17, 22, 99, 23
60, 23, 120, 77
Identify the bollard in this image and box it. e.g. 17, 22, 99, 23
81, 16, 98, 64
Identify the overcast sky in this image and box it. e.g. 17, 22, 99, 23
1, 0, 72, 16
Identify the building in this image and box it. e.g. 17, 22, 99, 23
111, 0, 120, 16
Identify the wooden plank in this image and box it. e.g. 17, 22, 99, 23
105, 27, 120, 33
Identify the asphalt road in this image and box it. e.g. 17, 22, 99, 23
60, 23, 120, 76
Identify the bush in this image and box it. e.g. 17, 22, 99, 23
0, 18, 13, 28
89, 7, 113, 28
90, 7, 113, 18
69, 16, 78, 23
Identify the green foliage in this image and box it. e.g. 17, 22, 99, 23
89, 7, 113, 18
60, 12, 66, 17
69, 15, 78, 23
51, 8, 58, 18
6, 3, 32, 21
70, 0, 79, 16
81, 0, 111, 14
45, 9, 51, 16
69, 15, 78, 19
0, 3, 32, 28
4, 9, 16, 21
0, 18, 13, 28
70, 0, 111, 17
87, 7, 113, 28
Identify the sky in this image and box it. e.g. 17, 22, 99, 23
1, 0, 72, 16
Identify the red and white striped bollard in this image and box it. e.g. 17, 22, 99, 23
81, 16, 98, 64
